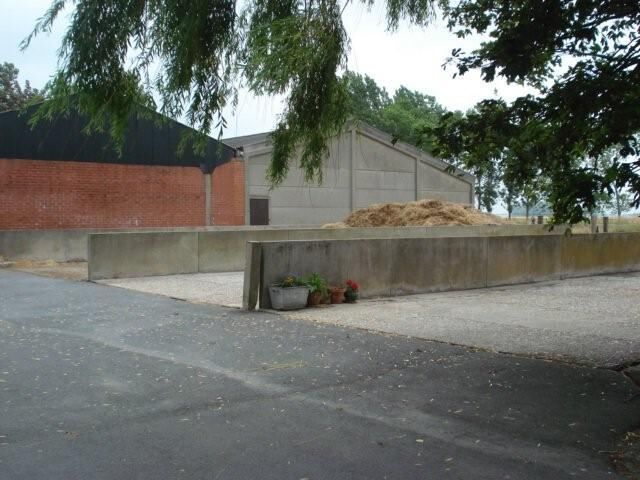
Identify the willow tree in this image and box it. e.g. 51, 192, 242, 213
23, 0, 438, 184
24, 0, 640, 222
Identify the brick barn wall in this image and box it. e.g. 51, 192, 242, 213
212, 159, 245, 225
0, 158, 206, 229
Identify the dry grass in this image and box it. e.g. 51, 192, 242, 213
324, 199, 503, 228
505, 215, 640, 233
6, 259, 60, 269
0, 259, 88, 281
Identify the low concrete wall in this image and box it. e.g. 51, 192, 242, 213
0, 224, 321, 262
88, 232, 199, 280
198, 225, 559, 273
0, 229, 89, 262
87, 224, 565, 280
486, 235, 563, 287
244, 233, 640, 310
562, 234, 640, 277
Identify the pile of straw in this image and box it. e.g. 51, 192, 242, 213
324, 199, 502, 228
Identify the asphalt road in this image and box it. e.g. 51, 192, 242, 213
1, 269, 638, 479
100, 270, 640, 367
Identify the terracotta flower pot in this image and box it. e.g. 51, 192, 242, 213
330, 287, 346, 304
307, 291, 323, 306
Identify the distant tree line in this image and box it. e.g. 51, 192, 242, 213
343, 71, 636, 219
0, 62, 42, 112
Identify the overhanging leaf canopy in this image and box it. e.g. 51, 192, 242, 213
23, 0, 640, 223
23, 0, 437, 185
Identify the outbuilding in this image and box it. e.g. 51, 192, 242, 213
0, 105, 242, 229
224, 122, 474, 226
0, 107, 473, 229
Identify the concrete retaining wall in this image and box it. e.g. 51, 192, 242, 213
0, 224, 321, 262
244, 233, 640, 309
0, 229, 90, 262
88, 232, 199, 280
86, 224, 565, 280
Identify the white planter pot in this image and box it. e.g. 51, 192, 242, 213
268, 286, 310, 310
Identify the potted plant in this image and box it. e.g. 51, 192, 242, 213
268, 275, 310, 310
329, 285, 346, 304
344, 279, 359, 303
303, 273, 328, 307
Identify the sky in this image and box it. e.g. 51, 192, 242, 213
1, 0, 532, 138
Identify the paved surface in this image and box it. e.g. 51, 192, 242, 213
101, 270, 640, 368
283, 273, 640, 368
101, 272, 244, 308
1, 269, 639, 479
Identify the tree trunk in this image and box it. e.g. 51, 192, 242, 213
525, 203, 530, 221
615, 187, 621, 218
475, 175, 483, 211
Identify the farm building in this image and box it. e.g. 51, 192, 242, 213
0, 106, 473, 229
0, 105, 240, 230
224, 122, 474, 225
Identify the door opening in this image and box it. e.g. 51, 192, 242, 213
249, 198, 269, 225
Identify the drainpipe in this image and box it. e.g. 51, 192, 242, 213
204, 173, 212, 226
350, 128, 356, 211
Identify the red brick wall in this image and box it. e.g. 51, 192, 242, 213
212, 159, 245, 225
0, 158, 206, 229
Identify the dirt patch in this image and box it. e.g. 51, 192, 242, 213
1, 260, 88, 281
324, 199, 503, 228
4, 259, 60, 269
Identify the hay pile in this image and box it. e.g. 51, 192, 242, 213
6, 259, 59, 269
324, 199, 503, 228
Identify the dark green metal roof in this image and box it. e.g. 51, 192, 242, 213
0, 105, 236, 173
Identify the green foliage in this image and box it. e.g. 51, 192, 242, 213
378, 87, 447, 153
24, 0, 436, 187
26, 0, 640, 221
343, 72, 447, 154
343, 71, 391, 127
439, 0, 640, 223
302, 272, 328, 296
243, 0, 350, 184
430, 101, 512, 212
23, 0, 236, 153
0, 62, 42, 111
590, 147, 635, 217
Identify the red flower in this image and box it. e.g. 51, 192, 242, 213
345, 279, 359, 291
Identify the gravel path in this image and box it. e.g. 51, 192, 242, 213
100, 271, 244, 307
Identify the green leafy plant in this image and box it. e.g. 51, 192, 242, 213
303, 273, 329, 297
